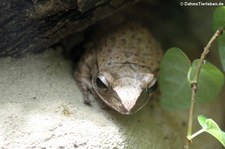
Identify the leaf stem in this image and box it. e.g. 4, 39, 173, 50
187, 128, 205, 140
185, 28, 223, 148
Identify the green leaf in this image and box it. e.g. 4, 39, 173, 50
218, 36, 225, 71
159, 47, 192, 109
195, 60, 224, 104
213, 6, 225, 71
213, 6, 225, 32
198, 115, 225, 147
159, 48, 224, 110
198, 115, 207, 128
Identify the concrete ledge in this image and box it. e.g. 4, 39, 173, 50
0, 48, 224, 148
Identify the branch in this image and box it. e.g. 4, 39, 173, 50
184, 28, 223, 149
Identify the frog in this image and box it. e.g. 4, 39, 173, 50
75, 23, 163, 115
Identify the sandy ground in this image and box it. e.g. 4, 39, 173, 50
0, 47, 224, 149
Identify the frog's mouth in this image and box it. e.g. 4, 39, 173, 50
94, 85, 151, 115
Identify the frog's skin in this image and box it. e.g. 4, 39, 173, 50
75, 23, 163, 115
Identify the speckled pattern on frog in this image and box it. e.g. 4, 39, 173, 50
75, 23, 163, 115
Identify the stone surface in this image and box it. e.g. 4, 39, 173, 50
0, 48, 224, 148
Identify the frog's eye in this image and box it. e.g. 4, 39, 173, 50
96, 74, 109, 89
147, 78, 158, 93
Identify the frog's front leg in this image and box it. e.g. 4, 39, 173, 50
75, 50, 96, 105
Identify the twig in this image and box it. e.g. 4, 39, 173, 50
184, 28, 223, 149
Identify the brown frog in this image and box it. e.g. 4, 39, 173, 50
75, 23, 163, 115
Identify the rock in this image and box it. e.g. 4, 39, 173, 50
0, 0, 140, 57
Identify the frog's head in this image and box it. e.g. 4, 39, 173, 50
92, 71, 158, 115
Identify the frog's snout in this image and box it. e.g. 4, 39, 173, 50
110, 86, 150, 115
113, 86, 140, 113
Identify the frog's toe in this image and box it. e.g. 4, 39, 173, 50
82, 93, 96, 106
83, 96, 92, 105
